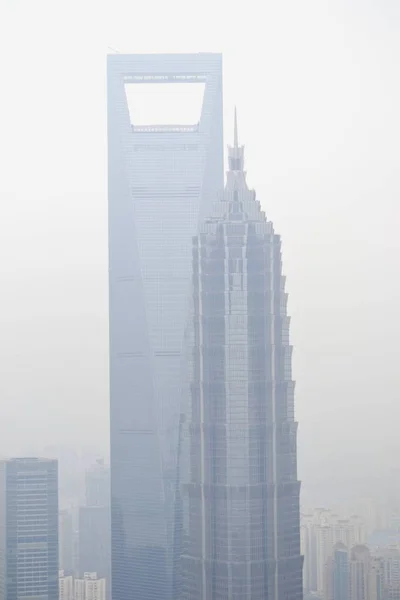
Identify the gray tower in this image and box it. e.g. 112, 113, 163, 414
0, 458, 59, 600
107, 53, 223, 600
181, 116, 303, 600
333, 543, 349, 600
85, 459, 110, 508
59, 509, 74, 574
79, 459, 110, 597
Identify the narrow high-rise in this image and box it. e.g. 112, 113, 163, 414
349, 545, 370, 600
59, 509, 74, 574
85, 459, 110, 508
333, 543, 349, 600
78, 459, 110, 597
108, 53, 223, 600
0, 458, 59, 600
181, 116, 303, 600
323, 543, 349, 600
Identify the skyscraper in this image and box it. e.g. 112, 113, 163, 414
381, 547, 400, 595
0, 457, 59, 600
108, 53, 223, 600
59, 509, 74, 574
180, 116, 303, 600
333, 543, 349, 600
369, 556, 385, 600
79, 460, 110, 597
78, 506, 110, 583
85, 460, 110, 508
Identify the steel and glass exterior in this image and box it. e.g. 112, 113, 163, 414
181, 125, 303, 600
0, 458, 59, 600
333, 543, 349, 600
107, 53, 223, 600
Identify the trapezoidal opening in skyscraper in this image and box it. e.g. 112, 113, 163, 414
124, 74, 206, 130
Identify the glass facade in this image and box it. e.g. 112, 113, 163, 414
180, 129, 303, 600
107, 53, 223, 600
333, 544, 349, 600
0, 457, 59, 600
85, 460, 110, 508
78, 506, 110, 580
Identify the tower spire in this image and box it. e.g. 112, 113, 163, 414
234, 106, 238, 148
228, 106, 244, 172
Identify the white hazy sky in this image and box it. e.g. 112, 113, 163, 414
0, 0, 399, 503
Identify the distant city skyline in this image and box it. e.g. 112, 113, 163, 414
0, 1, 399, 597
58, 458, 111, 599
1, 0, 400, 514
302, 503, 400, 600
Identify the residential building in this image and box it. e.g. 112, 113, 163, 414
323, 543, 349, 600
59, 570, 74, 600
369, 556, 385, 600
317, 526, 335, 592
380, 547, 400, 590
302, 509, 333, 592
75, 573, 106, 600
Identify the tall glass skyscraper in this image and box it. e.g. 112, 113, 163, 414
181, 117, 303, 600
107, 53, 223, 600
0, 457, 59, 600
333, 543, 349, 600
